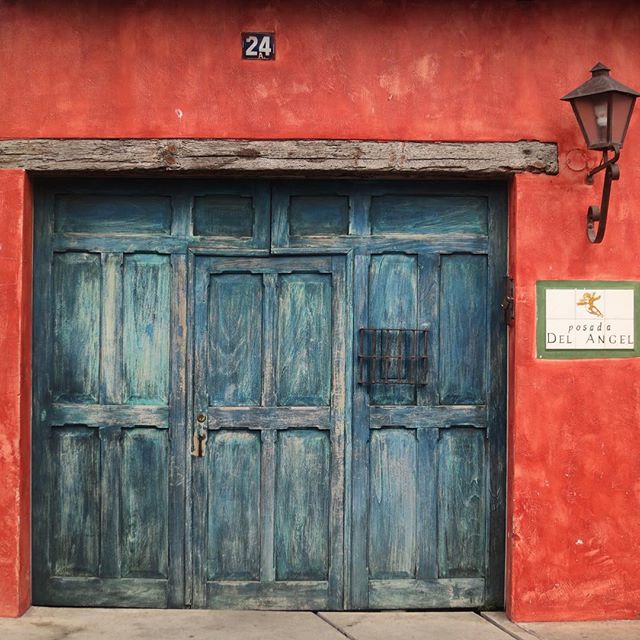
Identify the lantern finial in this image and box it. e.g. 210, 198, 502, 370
590, 62, 610, 76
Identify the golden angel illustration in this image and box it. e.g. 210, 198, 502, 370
577, 292, 603, 317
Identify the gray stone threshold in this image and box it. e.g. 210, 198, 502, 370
1, 607, 638, 640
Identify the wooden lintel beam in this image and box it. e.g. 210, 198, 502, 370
0, 138, 558, 176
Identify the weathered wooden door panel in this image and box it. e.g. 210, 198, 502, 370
343, 182, 507, 611
192, 256, 346, 609
34, 248, 179, 606
32, 183, 190, 608
359, 255, 488, 607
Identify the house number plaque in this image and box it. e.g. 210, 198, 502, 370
242, 32, 275, 60
536, 280, 640, 359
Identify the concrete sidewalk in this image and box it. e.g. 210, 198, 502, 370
0, 608, 639, 640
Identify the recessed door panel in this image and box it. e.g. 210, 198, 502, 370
206, 431, 262, 581
51, 428, 100, 577
208, 274, 263, 406
275, 430, 331, 581
368, 429, 418, 580
276, 274, 332, 406
52, 252, 101, 403
123, 254, 171, 405
120, 428, 170, 579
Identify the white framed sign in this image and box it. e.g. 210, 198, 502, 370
536, 280, 640, 359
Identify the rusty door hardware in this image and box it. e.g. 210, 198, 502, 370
191, 412, 208, 458
501, 276, 515, 325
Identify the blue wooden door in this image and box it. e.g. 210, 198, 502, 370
191, 256, 347, 609
33, 179, 506, 611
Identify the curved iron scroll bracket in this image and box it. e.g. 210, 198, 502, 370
585, 147, 621, 243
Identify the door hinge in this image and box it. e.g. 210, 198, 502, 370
501, 276, 515, 325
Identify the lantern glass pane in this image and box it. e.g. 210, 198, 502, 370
573, 96, 611, 149
611, 93, 636, 147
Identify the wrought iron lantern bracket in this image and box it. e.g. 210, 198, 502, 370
585, 146, 620, 244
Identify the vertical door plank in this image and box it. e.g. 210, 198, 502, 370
170, 191, 191, 237
252, 182, 271, 250
99, 427, 122, 578
415, 428, 438, 580
349, 193, 370, 236
438, 428, 486, 578
52, 252, 101, 403
271, 189, 290, 250
191, 261, 210, 608
98, 254, 123, 577
169, 253, 187, 607
260, 430, 277, 583
485, 186, 508, 608
275, 431, 331, 580
32, 191, 55, 602
328, 257, 347, 609
262, 274, 278, 406
207, 432, 261, 580
417, 254, 440, 406
100, 253, 123, 405
439, 255, 488, 404
350, 252, 370, 609
368, 429, 417, 579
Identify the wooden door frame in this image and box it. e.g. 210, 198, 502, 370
22, 137, 557, 612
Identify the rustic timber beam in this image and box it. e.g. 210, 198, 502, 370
0, 139, 558, 176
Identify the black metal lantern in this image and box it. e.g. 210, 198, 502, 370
561, 63, 639, 243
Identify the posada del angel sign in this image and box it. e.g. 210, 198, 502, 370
537, 280, 640, 359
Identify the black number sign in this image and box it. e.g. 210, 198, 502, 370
242, 33, 275, 60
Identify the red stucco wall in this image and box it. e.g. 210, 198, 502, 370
507, 170, 640, 621
0, 170, 32, 617
1, 0, 640, 621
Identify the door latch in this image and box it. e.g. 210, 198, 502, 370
191, 412, 208, 458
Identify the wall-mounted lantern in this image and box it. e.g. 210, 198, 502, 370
561, 63, 639, 243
